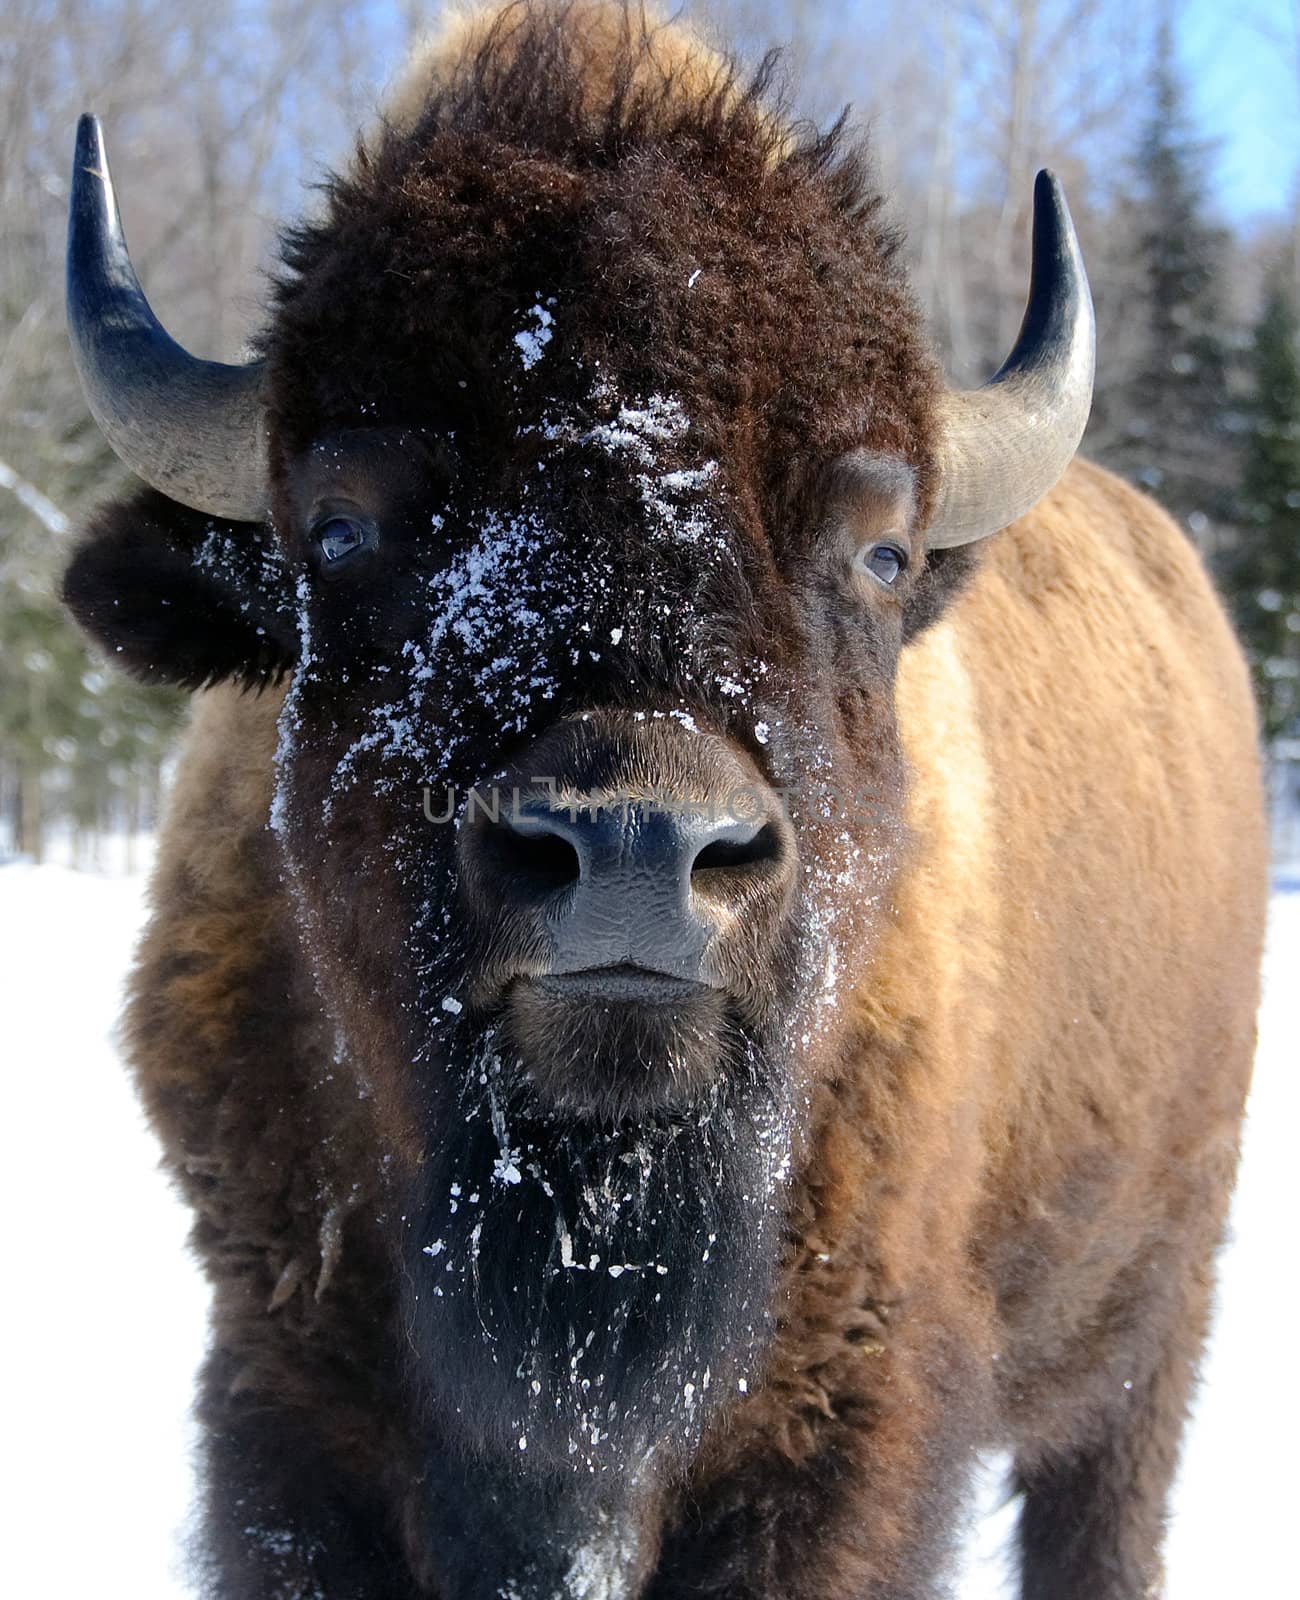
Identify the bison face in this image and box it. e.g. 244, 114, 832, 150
263, 410, 926, 1098
267, 413, 907, 1115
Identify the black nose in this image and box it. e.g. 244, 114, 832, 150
468, 788, 787, 981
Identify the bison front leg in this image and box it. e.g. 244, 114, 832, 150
646, 1322, 992, 1600
194, 1352, 417, 1600
1013, 1241, 1220, 1600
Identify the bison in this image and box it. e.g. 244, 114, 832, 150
61, 4, 1268, 1598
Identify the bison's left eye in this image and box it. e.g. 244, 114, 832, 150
859, 542, 907, 587
314, 515, 375, 566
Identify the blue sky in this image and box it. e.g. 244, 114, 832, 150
1180, 0, 1297, 220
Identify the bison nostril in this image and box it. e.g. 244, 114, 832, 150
691, 822, 783, 879
481, 820, 581, 898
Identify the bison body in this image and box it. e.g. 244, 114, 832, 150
62, 5, 1266, 1598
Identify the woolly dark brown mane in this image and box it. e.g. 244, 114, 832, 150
262, 1, 939, 535
400, 3, 848, 193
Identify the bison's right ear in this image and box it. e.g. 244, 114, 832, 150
62, 487, 299, 691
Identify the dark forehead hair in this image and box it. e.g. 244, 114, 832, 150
263, 1, 939, 528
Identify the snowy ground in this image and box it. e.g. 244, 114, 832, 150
1, 856, 1295, 1598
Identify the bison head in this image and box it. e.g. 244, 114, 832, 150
62, 15, 1091, 1479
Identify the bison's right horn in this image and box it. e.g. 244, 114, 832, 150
66, 114, 269, 522
926, 170, 1095, 549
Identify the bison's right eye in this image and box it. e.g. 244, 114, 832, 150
865, 543, 906, 585
314, 515, 375, 566
853, 540, 908, 588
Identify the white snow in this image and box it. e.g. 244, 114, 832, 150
2, 857, 1296, 1597
585, 394, 690, 465
514, 302, 555, 371
1, 856, 208, 1599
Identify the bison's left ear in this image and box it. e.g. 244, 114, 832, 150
62, 487, 299, 691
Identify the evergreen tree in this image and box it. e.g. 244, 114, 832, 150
1091, 21, 1235, 538
1225, 276, 1300, 742
0, 517, 184, 862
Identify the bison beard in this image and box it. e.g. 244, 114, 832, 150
403, 1015, 794, 1479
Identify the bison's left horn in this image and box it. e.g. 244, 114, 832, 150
927, 170, 1095, 549
66, 114, 269, 522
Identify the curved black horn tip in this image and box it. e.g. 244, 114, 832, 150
1016, 168, 1090, 361
1031, 169, 1081, 267
72, 113, 111, 203
69, 114, 119, 253
74, 112, 103, 166
1034, 168, 1062, 202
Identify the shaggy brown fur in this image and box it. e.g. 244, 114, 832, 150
63, 5, 1267, 1598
